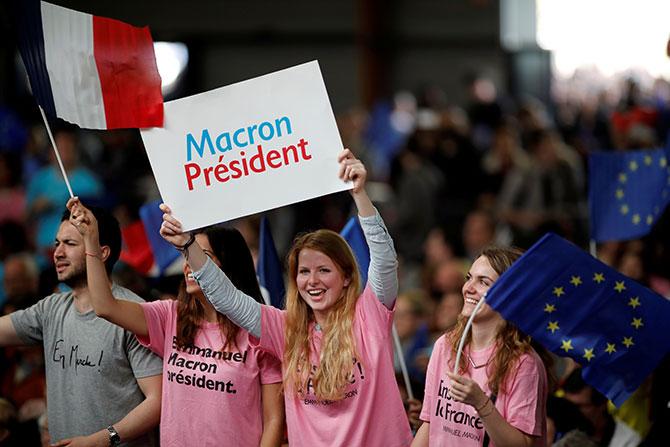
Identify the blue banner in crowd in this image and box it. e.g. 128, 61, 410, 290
257, 216, 285, 308
139, 200, 180, 275
340, 216, 369, 287
589, 147, 670, 242
485, 233, 670, 407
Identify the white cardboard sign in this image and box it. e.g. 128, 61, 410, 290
140, 60, 348, 231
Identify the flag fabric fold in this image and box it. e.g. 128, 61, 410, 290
589, 147, 670, 242
485, 233, 670, 406
139, 200, 180, 276
340, 216, 369, 287
9, 0, 163, 129
257, 217, 285, 308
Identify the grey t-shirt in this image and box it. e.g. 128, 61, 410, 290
11, 284, 162, 446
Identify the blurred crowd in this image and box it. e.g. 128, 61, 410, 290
1, 73, 669, 445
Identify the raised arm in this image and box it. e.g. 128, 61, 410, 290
67, 198, 148, 338
159, 204, 262, 338
338, 149, 398, 308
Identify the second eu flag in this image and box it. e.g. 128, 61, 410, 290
589, 147, 670, 242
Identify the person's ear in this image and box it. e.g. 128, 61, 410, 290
100, 245, 111, 264
344, 277, 351, 287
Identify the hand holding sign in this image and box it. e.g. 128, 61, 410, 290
158, 203, 190, 248
338, 148, 367, 194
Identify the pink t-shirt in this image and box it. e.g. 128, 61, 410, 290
138, 299, 282, 447
420, 334, 547, 447
252, 284, 413, 446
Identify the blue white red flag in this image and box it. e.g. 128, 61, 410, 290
9, 1, 163, 129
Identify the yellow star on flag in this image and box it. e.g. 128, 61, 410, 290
631, 318, 643, 329
622, 337, 634, 348
632, 214, 641, 225
629, 160, 638, 171
644, 155, 653, 165
547, 321, 559, 334
593, 273, 605, 284
661, 157, 667, 168
605, 343, 617, 354
615, 189, 624, 199
570, 276, 582, 286
543, 303, 556, 314
553, 286, 565, 297
620, 204, 629, 215
628, 297, 641, 308
614, 281, 626, 293
618, 173, 627, 183
561, 339, 574, 353
583, 348, 595, 362
646, 215, 654, 225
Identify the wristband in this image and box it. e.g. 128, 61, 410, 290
175, 232, 195, 252
474, 396, 489, 413
85, 251, 102, 259
478, 399, 495, 418
106, 425, 121, 446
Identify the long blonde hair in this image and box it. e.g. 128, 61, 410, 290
449, 246, 533, 396
284, 229, 361, 400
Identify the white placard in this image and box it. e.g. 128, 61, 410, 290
141, 60, 348, 231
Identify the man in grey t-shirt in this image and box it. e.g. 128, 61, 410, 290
0, 205, 162, 446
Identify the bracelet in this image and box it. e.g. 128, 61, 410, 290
474, 396, 490, 413
175, 232, 195, 252
478, 399, 495, 418
85, 251, 102, 259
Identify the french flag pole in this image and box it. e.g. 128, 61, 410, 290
9, 0, 164, 195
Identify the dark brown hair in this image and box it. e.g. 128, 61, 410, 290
175, 226, 263, 350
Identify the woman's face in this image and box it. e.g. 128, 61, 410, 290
184, 234, 221, 295
296, 248, 349, 325
461, 256, 499, 322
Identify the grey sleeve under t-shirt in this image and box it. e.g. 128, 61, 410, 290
195, 207, 398, 337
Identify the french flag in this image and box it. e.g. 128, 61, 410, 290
9, 1, 163, 129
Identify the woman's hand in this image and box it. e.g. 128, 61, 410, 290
158, 203, 191, 248
66, 197, 100, 248
446, 371, 489, 410
338, 148, 367, 194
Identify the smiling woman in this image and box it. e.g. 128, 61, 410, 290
413, 246, 550, 447
159, 148, 414, 446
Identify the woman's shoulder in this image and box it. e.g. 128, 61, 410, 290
514, 348, 546, 375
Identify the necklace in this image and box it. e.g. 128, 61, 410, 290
314, 323, 322, 332
467, 353, 491, 369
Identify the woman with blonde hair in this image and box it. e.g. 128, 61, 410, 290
66, 199, 284, 447
412, 246, 548, 447
159, 149, 413, 446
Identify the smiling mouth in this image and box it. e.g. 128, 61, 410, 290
465, 298, 479, 305
307, 289, 325, 297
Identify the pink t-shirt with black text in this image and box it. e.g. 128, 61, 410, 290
420, 334, 547, 446
138, 299, 282, 447
252, 284, 413, 446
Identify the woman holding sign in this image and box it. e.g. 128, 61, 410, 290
67, 198, 285, 447
412, 247, 548, 447
159, 149, 413, 446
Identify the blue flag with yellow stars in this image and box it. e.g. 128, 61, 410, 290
589, 146, 670, 242
485, 233, 670, 407
257, 216, 285, 308
340, 216, 369, 287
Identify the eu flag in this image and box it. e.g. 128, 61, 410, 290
340, 216, 369, 287
589, 147, 670, 242
485, 233, 670, 406
257, 216, 285, 308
